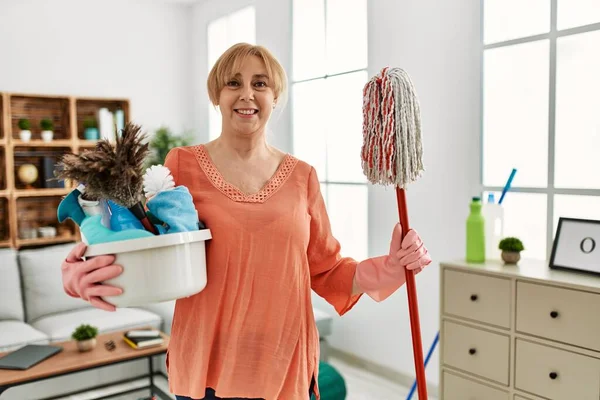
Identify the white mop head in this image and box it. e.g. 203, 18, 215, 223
361, 67, 424, 188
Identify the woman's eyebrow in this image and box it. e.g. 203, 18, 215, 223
231, 73, 269, 80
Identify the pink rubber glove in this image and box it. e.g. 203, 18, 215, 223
61, 242, 124, 312
354, 223, 432, 301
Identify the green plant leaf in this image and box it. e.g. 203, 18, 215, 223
71, 323, 99, 341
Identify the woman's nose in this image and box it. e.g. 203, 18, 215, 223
240, 84, 254, 101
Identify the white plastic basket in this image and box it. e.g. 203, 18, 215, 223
84, 229, 212, 307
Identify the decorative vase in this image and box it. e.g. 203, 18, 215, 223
84, 127, 99, 140
41, 130, 54, 142
19, 130, 31, 142
502, 251, 520, 264
76, 338, 97, 352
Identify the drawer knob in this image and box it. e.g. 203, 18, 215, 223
549, 372, 558, 380
470, 294, 478, 301
550, 311, 559, 319
468, 348, 477, 355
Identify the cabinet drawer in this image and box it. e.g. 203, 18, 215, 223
442, 320, 510, 385
443, 269, 511, 328
443, 371, 508, 400
516, 281, 600, 351
515, 339, 600, 399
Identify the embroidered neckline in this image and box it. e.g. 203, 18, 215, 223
193, 144, 298, 203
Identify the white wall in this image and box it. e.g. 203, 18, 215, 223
0, 0, 194, 134
191, 0, 481, 389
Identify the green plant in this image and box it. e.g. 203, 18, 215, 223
498, 237, 524, 252
144, 126, 193, 168
18, 119, 30, 130
71, 324, 99, 341
83, 117, 97, 129
40, 118, 54, 131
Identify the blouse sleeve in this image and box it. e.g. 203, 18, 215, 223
307, 167, 362, 316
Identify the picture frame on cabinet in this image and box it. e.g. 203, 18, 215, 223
550, 217, 600, 276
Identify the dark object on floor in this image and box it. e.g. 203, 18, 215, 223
311, 361, 347, 400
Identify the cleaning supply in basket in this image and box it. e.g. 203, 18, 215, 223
466, 196, 485, 263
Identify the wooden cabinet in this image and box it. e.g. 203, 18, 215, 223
0, 92, 129, 249
440, 259, 600, 400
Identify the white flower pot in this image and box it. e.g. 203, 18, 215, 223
84, 229, 212, 307
19, 130, 31, 142
41, 130, 54, 142
76, 338, 97, 352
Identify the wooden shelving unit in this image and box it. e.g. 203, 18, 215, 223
0, 91, 129, 249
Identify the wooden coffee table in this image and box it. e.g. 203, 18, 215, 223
0, 329, 171, 400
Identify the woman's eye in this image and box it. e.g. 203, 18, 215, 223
254, 81, 267, 88
226, 81, 239, 87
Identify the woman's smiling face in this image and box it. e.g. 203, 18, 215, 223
218, 55, 276, 137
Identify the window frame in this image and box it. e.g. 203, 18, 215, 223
480, 0, 600, 259
291, 0, 369, 260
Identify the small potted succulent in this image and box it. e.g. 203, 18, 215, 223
83, 117, 99, 140
18, 119, 31, 142
498, 237, 524, 264
71, 323, 99, 352
40, 118, 54, 142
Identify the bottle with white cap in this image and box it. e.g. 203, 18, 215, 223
482, 193, 504, 260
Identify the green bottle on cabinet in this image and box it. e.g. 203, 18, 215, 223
466, 197, 485, 263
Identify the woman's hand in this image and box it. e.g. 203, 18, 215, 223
61, 242, 124, 312
353, 223, 432, 299
385, 223, 431, 273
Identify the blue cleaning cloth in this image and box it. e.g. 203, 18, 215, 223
81, 214, 154, 244
145, 186, 199, 234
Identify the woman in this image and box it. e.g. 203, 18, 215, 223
61, 43, 431, 400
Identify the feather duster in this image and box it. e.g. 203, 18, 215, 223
56, 122, 158, 235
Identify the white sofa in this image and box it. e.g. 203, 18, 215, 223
0, 244, 334, 400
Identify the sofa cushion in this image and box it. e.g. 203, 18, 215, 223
0, 320, 49, 352
313, 308, 333, 337
31, 307, 162, 342
0, 248, 25, 321
18, 243, 89, 322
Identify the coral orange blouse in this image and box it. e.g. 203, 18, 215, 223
164, 145, 361, 400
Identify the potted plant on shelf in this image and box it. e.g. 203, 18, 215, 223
83, 117, 99, 140
18, 119, 31, 142
40, 118, 54, 142
71, 323, 99, 352
498, 237, 524, 264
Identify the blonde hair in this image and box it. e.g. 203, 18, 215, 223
207, 43, 288, 109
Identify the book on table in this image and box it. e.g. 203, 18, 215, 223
122, 329, 164, 349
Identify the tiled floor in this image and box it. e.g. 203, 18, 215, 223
56, 356, 435, 400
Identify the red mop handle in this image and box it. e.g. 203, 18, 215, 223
396, 187, 427, 399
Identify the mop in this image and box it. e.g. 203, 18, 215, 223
361, 67, 428, 399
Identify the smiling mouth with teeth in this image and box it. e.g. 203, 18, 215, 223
235, 109, 258, 115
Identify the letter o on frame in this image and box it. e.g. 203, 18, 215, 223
580, 237, 596, 254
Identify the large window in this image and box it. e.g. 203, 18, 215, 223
207, 6, 256, 141
482, 0, 600, 260
292, 0, 369, 261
